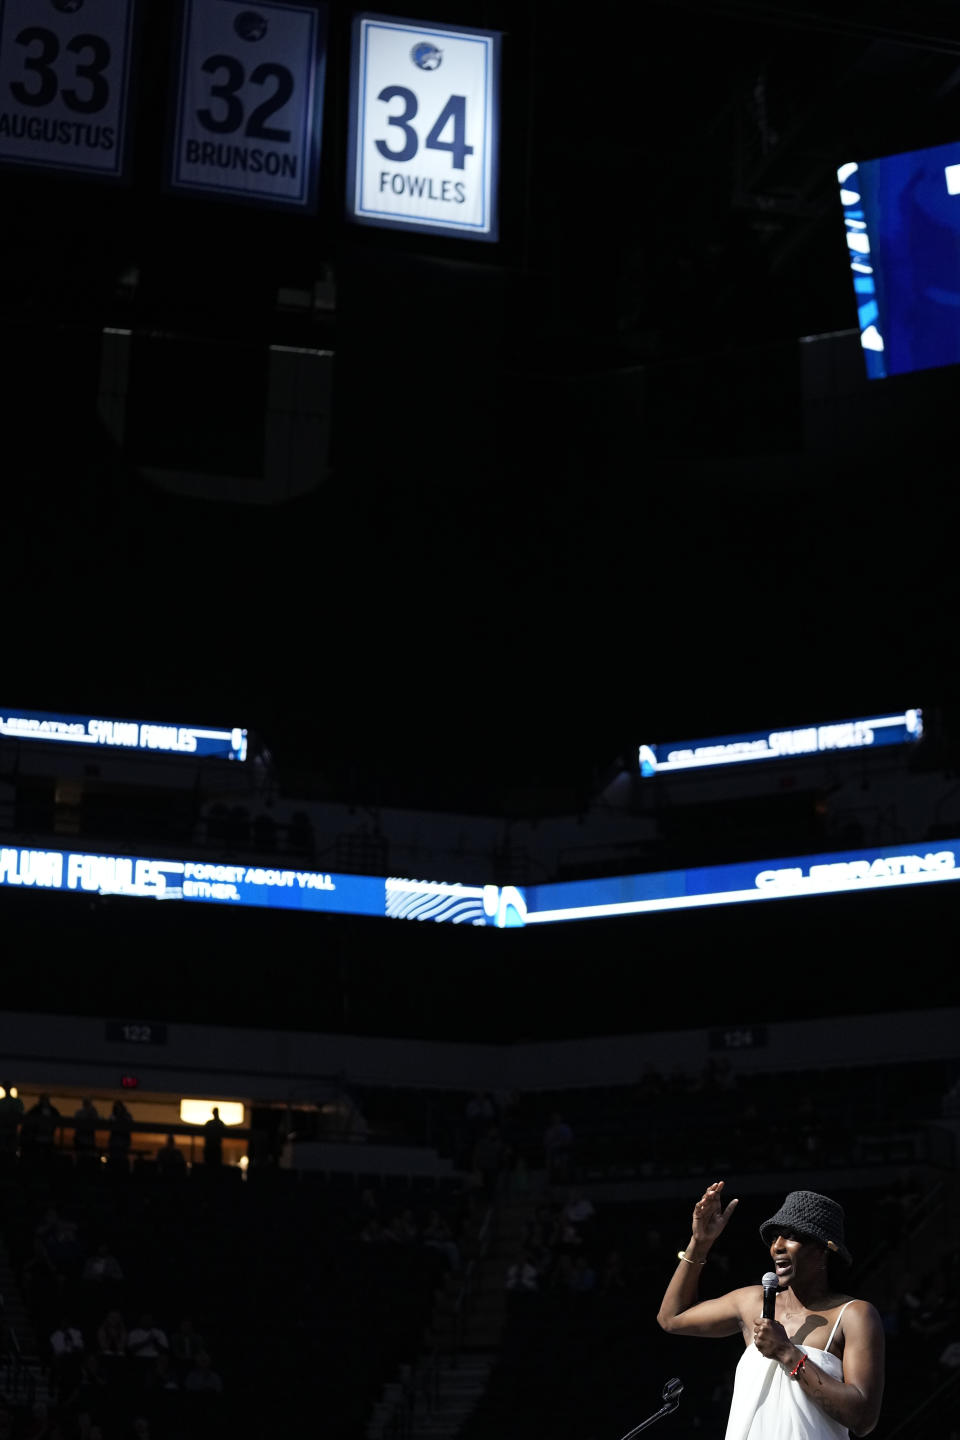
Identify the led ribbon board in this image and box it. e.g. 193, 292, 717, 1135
524, 840, 959, 924
1, 839, 956, 927
170, 0, 327, 210
638, 710, 922, 777
0, 0, 138, 179
346, 12, 500, 240
0, 709, 247, 761
838, 142, 960, 379
0, 846, 524, 925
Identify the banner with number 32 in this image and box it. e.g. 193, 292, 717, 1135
170, 0, 327, 210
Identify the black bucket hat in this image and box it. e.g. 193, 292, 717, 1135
759, 1190, 852, 1266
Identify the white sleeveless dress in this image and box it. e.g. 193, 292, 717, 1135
723, 1303, 853, 1440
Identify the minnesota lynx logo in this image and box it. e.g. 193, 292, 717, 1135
234, 11, 268, 42
411, 41, 442, 70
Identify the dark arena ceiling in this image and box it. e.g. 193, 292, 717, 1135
5, 0, 960, 816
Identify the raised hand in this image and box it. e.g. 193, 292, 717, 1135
691, 1180, 739, 1246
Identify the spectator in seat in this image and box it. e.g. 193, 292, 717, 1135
906, 1279, 953, 1337
941, 1076, 960, 1117
143, 1353, 181, 1423
562, 1189, 596, 1237
465, 1091, 495, 1141
522, 1219, 553, 1278
171, 1318, 207, 1373
96, 1309, 128, 1391
0, 1084, 23, 1168
395, 1209, 419, 1243
382, 1215, 413, 1244
72, 1099, 100, 1167
82, 1242, 124, 1289
472, 1124, 504, 1200
69, 1353, 110, 1419
601, 1250, 627, 1292
34, 1206, 62, 1248
51, 1319, 84, 1353
552, 1253, 575, 1291
358, 1188, 379, 1219
22, 1403, 54, 1440
638, 1062, 663, 1100
108, 1102, 133, 1171
97, 1309, 128, 1358
203, 1108, 226, 1167
252, 812, 277, 853
543, 1112, 574, 1184
569, 1255, 597, 1293
22, 1096, 61, 1169
506, 1250, 539, 1293
50, 1316, 85, 1389
43, 1215, 83, 1281
127, 1313, 169, 1382
940, 1336, 960, 1370
184, 1351, 223, 1397
337, 1091, 369, 1143
549, 1213, 583, 1255
156, 1136, 187, 1178
422, 1211, 461, 1271
288, 811, 314, 857
23, 1236, 62, 1320
152, 1353, 181, 1392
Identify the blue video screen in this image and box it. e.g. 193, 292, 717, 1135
0, 708, 247, 761
839, 141, 960, 378
638, 709, 922, 777
0, 846, 525, 927
524, 839, 959, 924
1, 840, 958, 929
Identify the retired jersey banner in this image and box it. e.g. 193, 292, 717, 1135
0, 0, 138, 179
170, 0, 327, 210
347, 13, 500, 240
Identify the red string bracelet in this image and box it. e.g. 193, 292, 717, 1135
790, 1354, 807, 1380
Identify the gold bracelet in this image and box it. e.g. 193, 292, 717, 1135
677, 1250, 707, 1265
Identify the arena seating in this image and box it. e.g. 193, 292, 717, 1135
0, 1053, 957, 1440
462, 1186, 960, 1440
0, 1159, 469, 1439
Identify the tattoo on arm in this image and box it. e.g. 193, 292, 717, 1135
803, 1364, 858, 1426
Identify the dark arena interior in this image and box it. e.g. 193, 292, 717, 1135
2, 2, 960, 1440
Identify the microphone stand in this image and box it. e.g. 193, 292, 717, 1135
615, 1381, 683, 1440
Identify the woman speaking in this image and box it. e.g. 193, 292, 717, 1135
657, 1182, 884, 1438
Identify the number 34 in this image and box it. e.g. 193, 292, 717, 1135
374, 87, 473, 169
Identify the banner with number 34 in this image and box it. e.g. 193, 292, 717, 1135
347, 12, 501, 241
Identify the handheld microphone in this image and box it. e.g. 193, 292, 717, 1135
762, 1271, 779, 1321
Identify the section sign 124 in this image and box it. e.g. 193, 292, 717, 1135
347, 13, 500, 241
